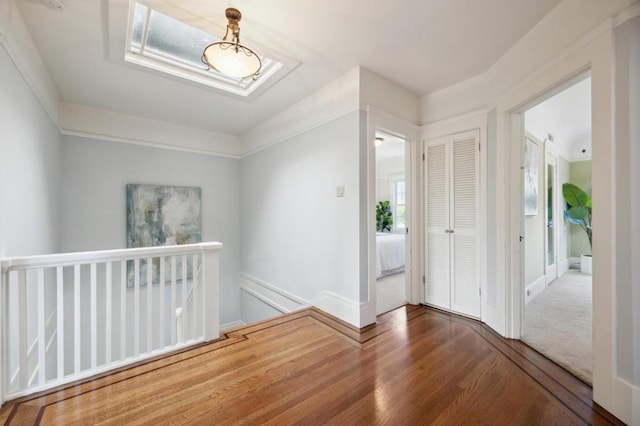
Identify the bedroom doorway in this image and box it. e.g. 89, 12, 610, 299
375, 131, 408, 315
520, 75, 593, 384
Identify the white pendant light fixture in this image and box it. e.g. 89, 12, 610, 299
202, 8, 262, 79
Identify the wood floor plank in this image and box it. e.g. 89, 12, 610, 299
0, 306, 625, 425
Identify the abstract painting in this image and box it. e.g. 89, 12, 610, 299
126, 184, 202, 286
524, 137, 538, 216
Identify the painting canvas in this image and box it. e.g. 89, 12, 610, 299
126, 184, 202, 286
524, 137, 538, 216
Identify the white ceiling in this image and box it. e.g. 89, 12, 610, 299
376, 132, 406, 163
16, 0, 561, 135
525, 77, 591, 161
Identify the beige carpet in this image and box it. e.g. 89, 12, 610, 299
522, 270, 592, 384
376, 272, 406, 315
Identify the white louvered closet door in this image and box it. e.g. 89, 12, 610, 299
424, 130, 480, 318
425, 137, 450, 308
450, 132, 480, 317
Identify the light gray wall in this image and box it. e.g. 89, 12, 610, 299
240, 291, 282, 325
486, 109, 497, 306
614, 15, 640, 387
0, 45, 60, 257
524, 136, 545, 286
240, 112, 361, 307
59, 136, 241, 324
0, 44, 61, 384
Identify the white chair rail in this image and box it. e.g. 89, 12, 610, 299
0, 242, 222, 401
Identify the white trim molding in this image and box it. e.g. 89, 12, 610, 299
524, 275, 546, 305
613, 377, 640, 425
242, 67, 361, 156
313, 291, 365, 328
0, 0, 60, 128
60, 103, 242, 159
239, 273, 310, 314
220, 320, 246, 332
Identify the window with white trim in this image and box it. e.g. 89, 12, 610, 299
393, 179, 406, 229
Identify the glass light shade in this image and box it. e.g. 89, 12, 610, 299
202, 42, 261, 79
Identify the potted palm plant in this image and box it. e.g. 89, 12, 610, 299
562, 183, 592, 274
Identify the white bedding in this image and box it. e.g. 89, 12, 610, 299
376, 232, 405, 278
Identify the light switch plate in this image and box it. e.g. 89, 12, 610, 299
336, 186, 345, 197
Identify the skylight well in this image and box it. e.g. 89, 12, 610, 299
125, 2, 282, 97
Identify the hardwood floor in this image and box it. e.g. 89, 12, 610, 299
0, 306, 623, 425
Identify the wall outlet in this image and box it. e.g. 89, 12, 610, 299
336, 186, 345, 197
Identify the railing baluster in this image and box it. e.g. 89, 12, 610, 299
120, 260, 126, 360
134, 259, 140, 357
106, 261, 112, 364
146, 257, 152, 353
199, 254, 204, 339
18, 270, 28, 389
37, 268, 46, 385
159, 256, 165, 349
199, 254, 203, 338
56, 266, 64, 380
181, 255, 187, 342
1, 242, 222, 399
171, 256, 176, 345
74, 265, 80, 375
90, 263, 97, 369
202, 248, 220, 342
191, 254, 198, 340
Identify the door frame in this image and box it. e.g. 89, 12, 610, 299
507, 70, 590, 339
420, 112, 487, 322
373, 128, 410, 314
364, 106, 419, 325
500, 28, 618, 415
544, 146, 559, 285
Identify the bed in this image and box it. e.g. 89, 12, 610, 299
376, 232, 405, 278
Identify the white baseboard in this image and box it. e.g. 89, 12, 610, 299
524, 275, 546, 305
558, 258, 570, 276
239, 273, 310, 314
569, 257, 581, 269
220, 320, 246, 332
611, 376, 639, 425
313, 291, 368, 328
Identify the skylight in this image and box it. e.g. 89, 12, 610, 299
125, 2, 283, 97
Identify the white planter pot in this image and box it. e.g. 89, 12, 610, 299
581, 254, 592, 275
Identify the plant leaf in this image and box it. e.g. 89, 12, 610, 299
562, 183, 589, 208
568, 206, 588, 220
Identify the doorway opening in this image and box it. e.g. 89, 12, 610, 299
521, 75, 593, 384
374, 131, 408, 315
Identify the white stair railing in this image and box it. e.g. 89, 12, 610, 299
0, 242, 221, 401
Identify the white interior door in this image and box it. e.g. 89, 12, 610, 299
424, 130, 480, 318
425, 138, 450, 308
450, 132, 480, 317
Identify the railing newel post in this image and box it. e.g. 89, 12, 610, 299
201, 245, 219, 342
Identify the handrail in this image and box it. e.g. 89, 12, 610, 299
1, 242, 223, 271
1, 242, 221, 401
